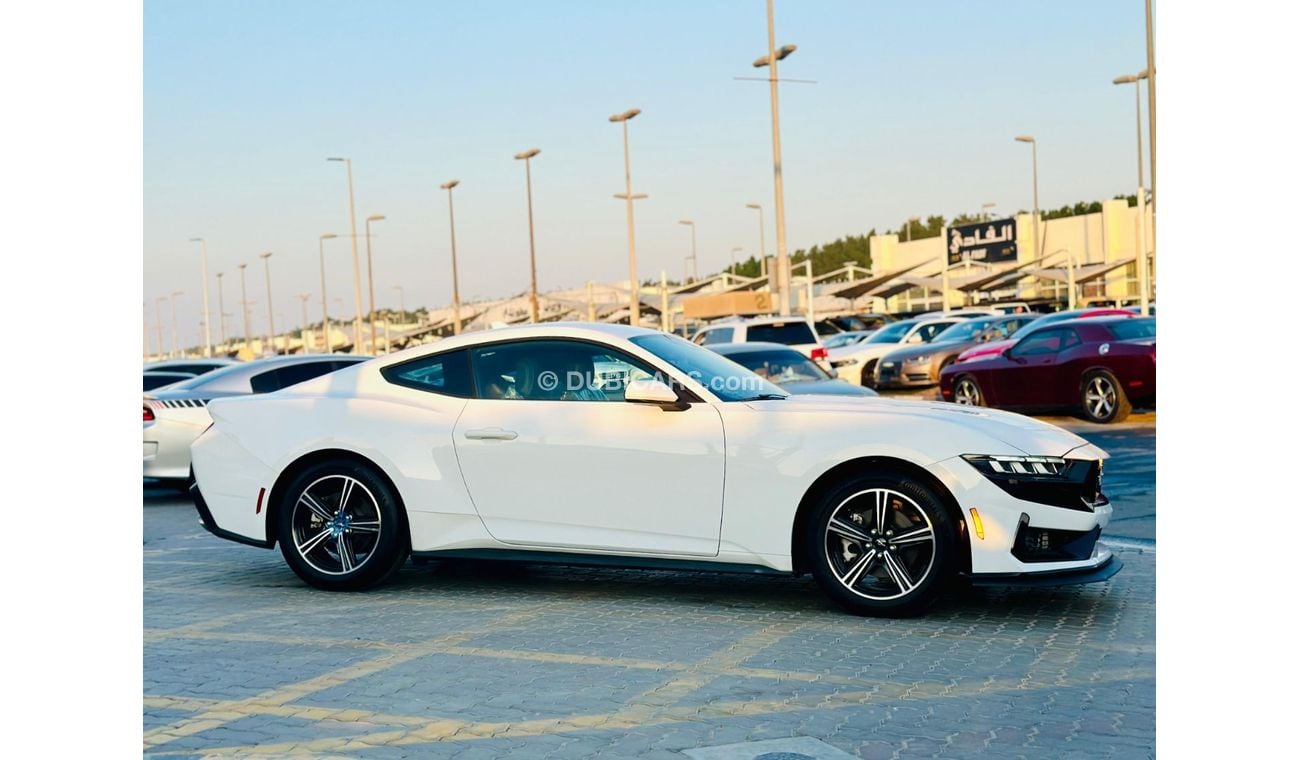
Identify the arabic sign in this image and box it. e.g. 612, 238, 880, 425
947, 218, 1017, 266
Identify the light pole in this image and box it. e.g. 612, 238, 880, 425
297, 293, 312, 354
981, 202, 996, 221
677, 219, 697, 282
752, 0, 796, 315
1115, 71, 1151, 316
364, 213, 386, 352
318, 233, 337, 351
327, 157, 365, 352
259, 252, 275, 355
745, 203, 767, 279
237, 263, 251, 352
1014, 135, 1040, 260
730, 246, 743, 276
393, 285, 405, 318
610, 107, 645, 326
798, 260, 815, 321
169, 290, 182, 358
514, 148, 542, 323
1145, 0, 1157, 254
214, 272, 227, 346
154, 297, 166, 360
188, 238, 212, 357
904, 216, 920, 243
440, 180, 463, 335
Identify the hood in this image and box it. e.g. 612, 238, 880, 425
779, 379, 878, 397
828, 341, 898, 362
746, 395, 1101, 458
882, 340, 974, 364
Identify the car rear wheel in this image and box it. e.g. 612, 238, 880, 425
952, 375, 983, 406
277, 460, 408, 591
1080, 370, 1131, 424
805, 472, 957, 617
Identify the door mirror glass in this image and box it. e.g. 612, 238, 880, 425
626, 378, 680, 406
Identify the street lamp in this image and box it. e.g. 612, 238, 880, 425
318, 233, 338, 352
393, 284, 405, 318
189, 237, 212, 357
730, 246, 743, 275
1114, 70, 1152, 316
327, 157, 365, 352
440, 179, 463, 335
237, 263, 251, 352
154, 296, 166, 360
1014, 135, 1040, 260
904, 215, 920, 243
745, 203, 767, 281
297, 293, 312, 354
214, 272, 227, 346
169, 290, 183, 358
610, 107, 645, 326
514, 148, 542, 323
677, 219, 698, 282
364, 213, 386, 351
751, 0, 797, 315
259, 252, 275, 355
981, 202, 996, 221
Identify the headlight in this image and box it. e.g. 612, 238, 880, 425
961, 454, 1105, 512
835, 357, 861, 366
908, 354, 931, 364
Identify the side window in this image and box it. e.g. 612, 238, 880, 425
249, 361, 347, 394
381, 349, 474, 398
692, 329, 711, 345
1060, 329, 1083, 351
700, 327, 734, 345
469, 340, 658, 402
916, 322, 950, 343
1010, 329, 1067, 357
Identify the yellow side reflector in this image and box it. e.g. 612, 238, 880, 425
969, 508, 985, 540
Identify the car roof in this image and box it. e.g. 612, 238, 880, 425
373, 322, 666, 368
707, 341, 804, 355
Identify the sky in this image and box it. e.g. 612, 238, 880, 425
144, 0, 1151, 348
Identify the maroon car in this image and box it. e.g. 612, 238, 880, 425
939, 317, 1155, 423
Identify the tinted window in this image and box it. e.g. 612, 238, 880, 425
170, 362, 255, 393
1107, 318, 1156, 340
726, 349, 830, 384
914, 321, 957, 343
470, 340, 658, 402
382, 349, 473, 398
864, 320, 914, 344
746, 322, 816, 345
1011, 328, 1078, 357
250, 361, 351, 393
698, 327, 734, 345
143, 373, 193, 391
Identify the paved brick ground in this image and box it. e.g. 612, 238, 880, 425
144, 486, 1154, 757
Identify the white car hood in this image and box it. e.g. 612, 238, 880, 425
828, 342, 898, 362
745, 395, 1105, 459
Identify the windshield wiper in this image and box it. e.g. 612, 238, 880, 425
738, 393, 788, 401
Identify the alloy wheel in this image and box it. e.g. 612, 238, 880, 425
291, 474, 383, 575
823, 488, 936, 600
954, 377, 981, 406
1085, 376, 1117, 420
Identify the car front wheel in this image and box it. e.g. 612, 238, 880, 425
1080, 370, 1131, 423
952, 375, 983, 406
805, 472, 957, 617
276, 460, 409, 591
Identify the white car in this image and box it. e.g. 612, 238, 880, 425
691, 317, 830, 372
145, 354, 367, 485
191, 323, 1120, 617
828, 317, 964, 386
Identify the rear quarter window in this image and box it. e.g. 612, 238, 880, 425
381, 349, 474, 398
746, 322, 816, 345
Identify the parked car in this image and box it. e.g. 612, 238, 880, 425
191, 322, 1119, 616
874, 314, 1037, 389
145, 354, 369, 486
144, 358, 237, 376
827, 317, 964, 387
954, 308, 1135, 364
143, 371, 195, 391
691, 317, 830, 371
823, 330, 875, 349
940, 317, 1155, 423
708, 342, 877, 397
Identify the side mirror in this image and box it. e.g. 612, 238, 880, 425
626, 378, 687, 410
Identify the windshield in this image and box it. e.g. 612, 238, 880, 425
932, 318, 994, 343
1107, 318, 1155, 340
629, 334, 788, 402
863, 320, 915, 344
167, 362, 254, 393
824, 331, 869, 349
724, 348, 830, 384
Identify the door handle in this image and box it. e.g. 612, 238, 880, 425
463, 427, 518, 441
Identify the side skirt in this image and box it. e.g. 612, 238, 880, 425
410, 548, 790, 576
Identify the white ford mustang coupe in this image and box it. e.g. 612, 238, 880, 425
191, 323, 1120, 616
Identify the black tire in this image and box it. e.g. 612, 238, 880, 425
804, 470, 958, 617
276, 459, 409, 591
951, 374, 984, 407
861, 359, 879, 388
1080, 369, 1131, 424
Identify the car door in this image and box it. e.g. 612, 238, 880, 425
999, 328, 1074, 408
452, 338, 726, 557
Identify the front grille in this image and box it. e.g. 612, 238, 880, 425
1012, 514, 1102, 563
905, 373, 930, 382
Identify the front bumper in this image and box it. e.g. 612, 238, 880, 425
875, 360, 938, 389
971, 552, 1123, 587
